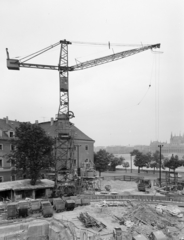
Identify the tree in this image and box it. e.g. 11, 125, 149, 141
130, 150, 150, 173
8, 122, 54, 185
108, 156, 124, 171
150, 161, 158, 174
150, 150, 164, 174
123, 162, 129, 172
94, 149, 113, 176
164, 154, 182, 173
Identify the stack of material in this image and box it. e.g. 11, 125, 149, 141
78, 212, 106, 232
125, 203, 177, 228
121, 203, 183, 238
156, 204, 183, 218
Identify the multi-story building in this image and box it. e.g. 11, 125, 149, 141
0, 117, 19, 182
0, 117, 95, 182
39, 119, 95, 172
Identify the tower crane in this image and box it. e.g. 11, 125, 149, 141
6, 40, 160, 193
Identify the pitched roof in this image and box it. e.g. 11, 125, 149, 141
0, 118, 20, 138
39, 121, 95, 142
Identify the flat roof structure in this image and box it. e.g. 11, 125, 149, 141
0, 179, 54, 192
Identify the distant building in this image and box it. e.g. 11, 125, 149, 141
0, 117, 95, 182
149, 133, 184, 157
95, 133, 184, 158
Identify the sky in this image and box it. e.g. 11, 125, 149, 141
0, 0, 183, 147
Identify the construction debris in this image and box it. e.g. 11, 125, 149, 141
78, 212, 106, 232
156, 204, 183, 218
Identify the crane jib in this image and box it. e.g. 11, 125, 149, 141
70, 43, 161, 71
6, 43, 160, 71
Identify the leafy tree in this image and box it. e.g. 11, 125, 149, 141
8, 122, 54, 185
149, 150, 164, 174
123, 162, 129, 172
164, 154, 182, 173
109, 156, 124, 171
150, 161, 158, 174
130, 150, 150, 173
180, 156, 184, 166
94, 149, 114, 176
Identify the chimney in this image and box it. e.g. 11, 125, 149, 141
51, 118, 54, 126
6, 116, 8, 124
35, 120, 39, 124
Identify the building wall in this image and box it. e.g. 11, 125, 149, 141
0, 118, 95, 182
0, 171, 12, 182
0, 139, 12, 167
73, 140, 94, 169
0, 118, 19, 182
0, 139, 13, 182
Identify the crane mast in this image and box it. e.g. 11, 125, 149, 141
6, 40, 161, 188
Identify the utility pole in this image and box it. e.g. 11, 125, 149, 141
158, 144, 163, 187
75, 145, 81, 176
130, 155, 132, 173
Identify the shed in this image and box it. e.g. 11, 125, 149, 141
0, 179, 54, 201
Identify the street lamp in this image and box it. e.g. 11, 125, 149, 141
130, 154, 132, 173
158, 144, 163, 187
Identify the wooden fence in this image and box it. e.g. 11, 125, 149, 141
102, 175, 144, 182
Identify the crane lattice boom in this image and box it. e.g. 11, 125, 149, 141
6, 42, 160, 72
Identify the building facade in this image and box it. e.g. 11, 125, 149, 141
0, 117, 95, 182
39, 119, 95, 172
149, 133, 184, 157
0, 117, 19, 182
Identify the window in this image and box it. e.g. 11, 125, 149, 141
73, 159, 76, 167
0, 144, 3, 150
0, 177, 3, 182
11, 175, 16, 181
0, 159, 2, 168
10, 144, 15, 151
85, 145, 89, 151
9, 132, 14, 138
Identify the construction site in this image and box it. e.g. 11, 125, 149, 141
1, 39, 183, 240
1, 178, 184, 239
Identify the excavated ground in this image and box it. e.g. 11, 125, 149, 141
1, 180, 184, 239
53, 180, 184, 239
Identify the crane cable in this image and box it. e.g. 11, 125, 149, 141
154, 52, 161, 142
137, 51, 156, 106
71, 40, 151, 48
17, 41, 61, 62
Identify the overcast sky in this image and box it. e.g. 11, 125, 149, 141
0, 0, 183, 146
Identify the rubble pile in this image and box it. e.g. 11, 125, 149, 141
125, 203, 177, 228
90, 201, 184, 239
78, 212, 106, 231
